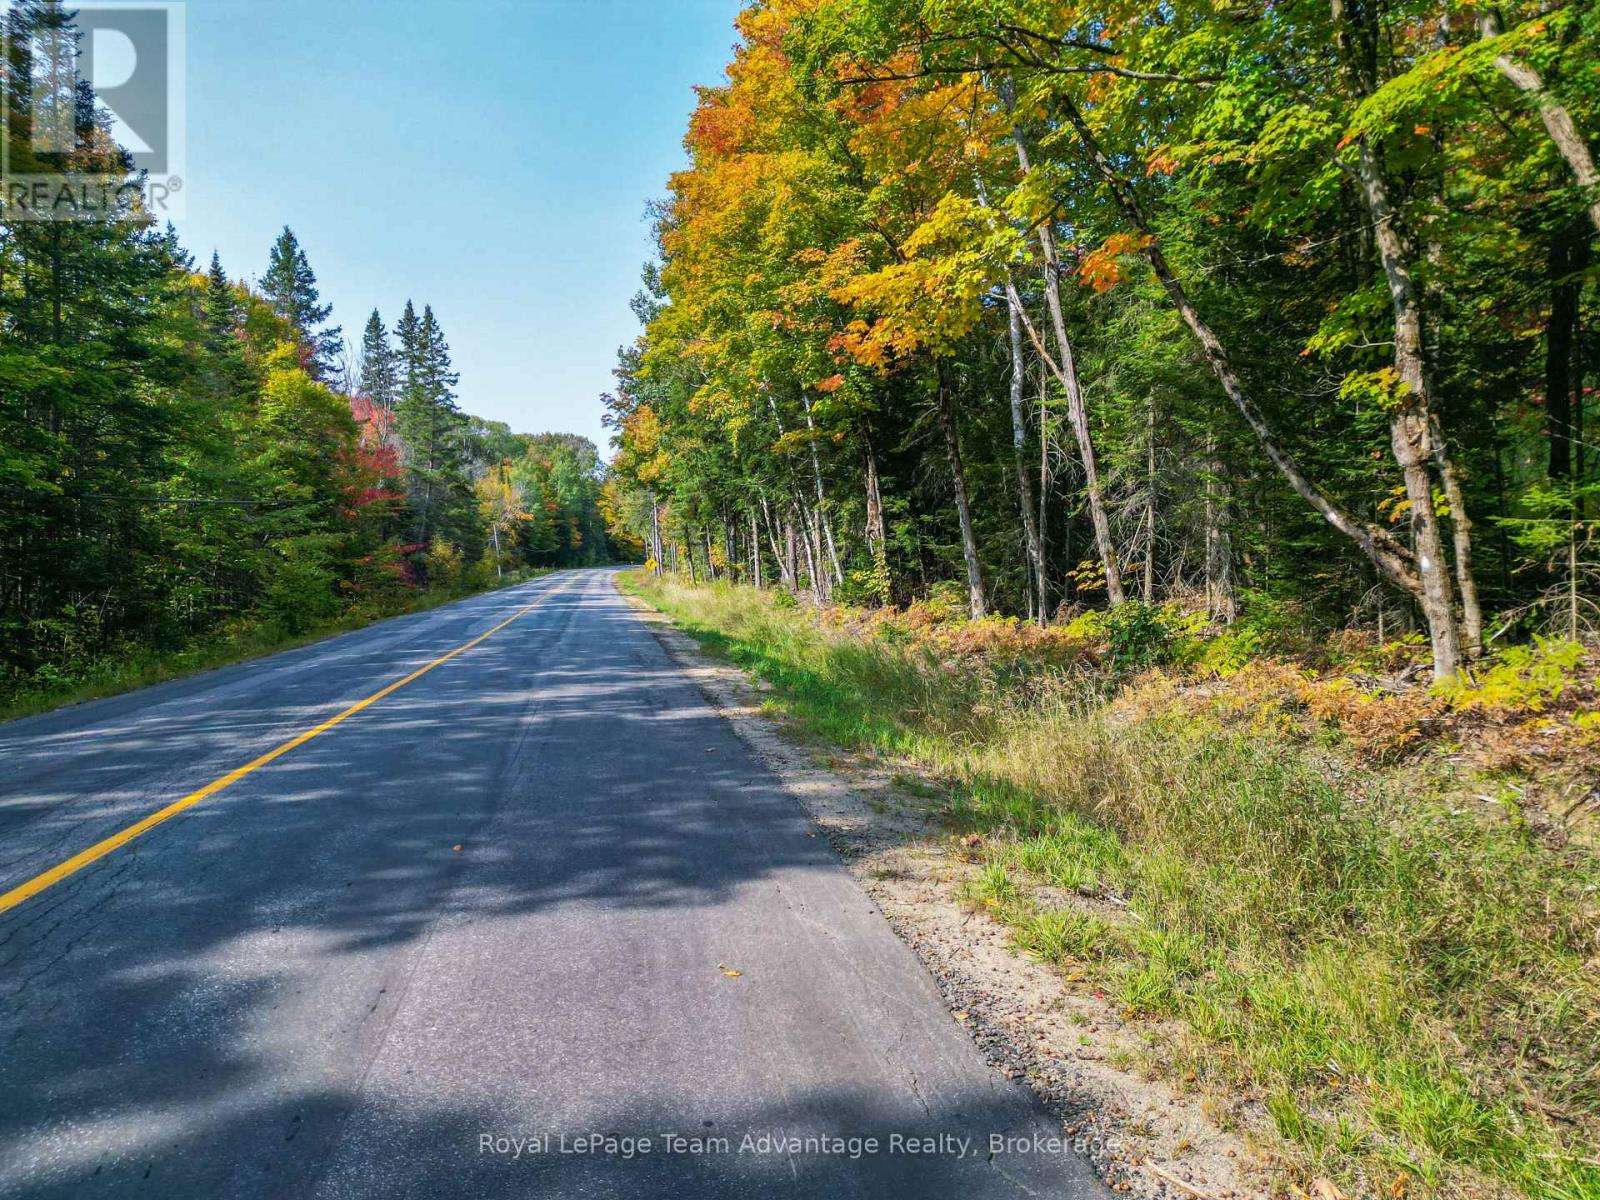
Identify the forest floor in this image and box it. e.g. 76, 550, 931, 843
620, 571, 1600, 1200
0, 567, 556, 724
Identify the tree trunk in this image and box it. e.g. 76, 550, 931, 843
1009, 135, 1125, 604
1547, 218, 1588, 479
800, 392, 844, 585
1576, 328, 1589, 486
1479, 11, 1600, 235
648, 491, 662, 573
750, 509, 762, 589
783, 513, 798, 593
1420, 113, 1482, 662
764, 497, 795, 591
1006, 281, 1123, 605
1431, 418, 1482, 659
1360, 157, 1463, 676
1038, 368, 1052, 619
794, 500, 825, 603
1143, 391, 1157, 604
810, 515, 827, 602
767, 388, 832, 597
1004, 279, 1049, 621
1334, 0, 1462, 678
863, 434, 887, 556
936, 361, 986, 619
863, 433, 890, 604
974, 162, 1050, 616
1204, 434, 1238, 623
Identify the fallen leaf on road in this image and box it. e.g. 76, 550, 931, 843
451, 844, 463, 852
722, 968, 743, 977
953, 1011, 970, 1022
1312, 1180, 1347, 1200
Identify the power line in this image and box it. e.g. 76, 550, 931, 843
1, 492, 343, 508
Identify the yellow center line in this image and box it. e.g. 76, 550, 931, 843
0, 578, 569, 917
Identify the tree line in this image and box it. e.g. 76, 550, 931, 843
603, 0, 1599, 678
0, 0, 621, 700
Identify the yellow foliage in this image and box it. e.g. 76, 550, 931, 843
1435, 638, 1586, 716
1299, 676, 1442, 760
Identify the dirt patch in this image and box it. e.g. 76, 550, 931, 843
623, 583, 1283, 1200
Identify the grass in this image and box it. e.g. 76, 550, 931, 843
0, 567, 556, 724
623, 571, 1600, 1200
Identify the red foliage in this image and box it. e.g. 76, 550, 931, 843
338, 397, 404, 519
688, 87, 755, 157
348, 395, 395, 444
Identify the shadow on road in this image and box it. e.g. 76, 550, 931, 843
0, 573, 1104, 1199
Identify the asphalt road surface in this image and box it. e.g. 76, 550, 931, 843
0, 569, 1107, 1199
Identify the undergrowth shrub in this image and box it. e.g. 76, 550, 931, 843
1103, 601, 1175, 672
1436, 637, 1586, 715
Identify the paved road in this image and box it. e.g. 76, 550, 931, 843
0, 569, 1106, 1199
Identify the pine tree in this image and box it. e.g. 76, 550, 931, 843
262, 226, 343, 382
394, 300, 423, 395
357, 309, 398, 410
203, 251, 237, 344
394, 301, 469, 545
159, 222, 193, 272
417, 305, 461, 411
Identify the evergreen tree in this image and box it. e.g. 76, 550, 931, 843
417, 305, 461, 412
394, 301, 470, 546
394, 300, 423, 395
203, 252, 237, 344
358, 309, 398, 410
158, 222, 194, 272
262, 227, 343, 382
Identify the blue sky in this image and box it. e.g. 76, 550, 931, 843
172, 0, 741, 450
